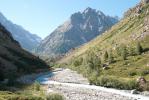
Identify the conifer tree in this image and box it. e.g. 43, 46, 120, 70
136, 42, 143, 55
121, 46, 127, 60
108, 51, 114, 64
103, 51, 108, 62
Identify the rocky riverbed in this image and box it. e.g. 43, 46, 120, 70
37, 68, 149, 100
17, 68, 149, 100
49, 68, 89, 84
49, 83, 135, 100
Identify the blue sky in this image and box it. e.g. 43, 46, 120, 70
0, 0, 140, 39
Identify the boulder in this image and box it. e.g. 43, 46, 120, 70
136, 6, 142, 14
131, 89, 139, 94
103, 66, 109, 70
102, 64, 109, 70
102, 64, 108, 67
137, 77, 147, 84
137, 77, 147, 90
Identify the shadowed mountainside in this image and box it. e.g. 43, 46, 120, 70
0, 23, 49, 81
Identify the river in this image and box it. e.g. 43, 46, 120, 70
35, 68, 149, 100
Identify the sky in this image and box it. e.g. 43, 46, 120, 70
0, 0, 140, 39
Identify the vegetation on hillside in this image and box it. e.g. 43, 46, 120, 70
58, 3, 149, 90
0, 83, 64, 100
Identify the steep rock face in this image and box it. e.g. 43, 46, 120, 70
0, 23, 48, 81
124, 0, 149, 18
0, 12, 42, 51
35, 7, 118, 57
141, 0, 149, 4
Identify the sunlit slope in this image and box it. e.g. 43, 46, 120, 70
58, 2, 149, 87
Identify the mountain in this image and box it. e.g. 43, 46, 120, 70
58, 1, 149, 90
35, 7, 118, 58
0, 23, 48, 81
0, 12, 42, 51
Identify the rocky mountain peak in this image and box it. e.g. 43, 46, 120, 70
83, 7, 96, 14
70, 7, 107, 27
35, 8, 118, 58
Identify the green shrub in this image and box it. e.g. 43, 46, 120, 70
0, 91, 44, 100
108, 51, 114, 64
126, 80, 138, 90
46, 93, 64, 100
34, 81, 40, 91
96, 76, 138, 90
85, 51, 101, 70
128, 47, 135, 56
73, 57, 83, 67
140, 70, 149, 76
128, 72, 137, 76
6, 96, 44, 100
136, 42, 143, 55
103, 51, 108, 62
116, 47, 121, 56
96, 76, 122, 88
121, 46, 127, 60
0, 97, 5, 100
88, 72, 98, 85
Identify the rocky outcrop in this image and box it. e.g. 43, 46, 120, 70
124, 0, 149, 18
35, 7, 118, 58
141, 0, 149, 4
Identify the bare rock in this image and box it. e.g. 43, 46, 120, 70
141, 0, 149, 4
103, 66, 109, 70
137, 77, 147, 84
131, 89, 138, 94
102, 64, 109, 67
137, 77, 147, 90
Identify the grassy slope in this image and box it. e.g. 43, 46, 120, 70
0, 83, 64, 100
58, 4, 149, 87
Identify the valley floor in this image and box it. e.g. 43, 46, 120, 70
35, 68, 149, 100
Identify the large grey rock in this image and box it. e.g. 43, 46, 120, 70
137, 77, 147, 83
35, 7, 118, 57
131, 89, 138, 94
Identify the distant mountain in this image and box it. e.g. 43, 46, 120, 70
0, 23, 48, 81
0, 12, 42, 51
35, 7, 118, 58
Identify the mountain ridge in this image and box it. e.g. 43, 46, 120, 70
35, 7, 118, 58
0, 12, 42, 51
